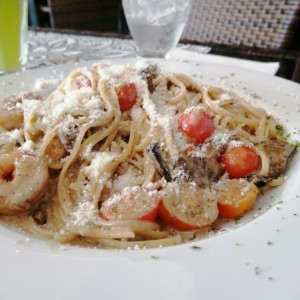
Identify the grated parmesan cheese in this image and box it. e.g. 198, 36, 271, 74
112, 166, 143, 193
70, 201, 98, 227
83, 151, 117, 178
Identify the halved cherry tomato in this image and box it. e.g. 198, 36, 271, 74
217, 180, 259, 219
140, 205, 160, 222
158, 182, 218, 231
159, 200, 199, 231
115, 83, 138, 111
74, 75, 92, 89
178, 107, 214, 145
99, 186, 160, 222
221, 145, 261, 178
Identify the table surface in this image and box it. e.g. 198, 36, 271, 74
3, 28, 295, 83
27, 30, 210, 70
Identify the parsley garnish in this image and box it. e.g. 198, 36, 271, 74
251, 93, 260, 99
191, 245, 202, 250
275, 124, 283, 130
150, 255, 159, 259
285, 133, 291, 138
255, 266, 262, 275
207, 198, 215, 203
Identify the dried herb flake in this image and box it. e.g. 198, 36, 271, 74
191, 245, 202, 250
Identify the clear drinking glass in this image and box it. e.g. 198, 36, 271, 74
122, 0, 190, 58
0, 0, 28, 74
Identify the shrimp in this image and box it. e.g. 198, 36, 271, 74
45, 136, 67, 162
0, 152, 49, 215
0, 92, 41, 131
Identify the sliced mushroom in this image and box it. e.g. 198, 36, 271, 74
259, 139, 296, 178
146, 142, 224, 188
146, 143, 173, 182
174, 155, 224, 188
139, 65, 157, 93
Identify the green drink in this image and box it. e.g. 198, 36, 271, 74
0, 0, 28, 73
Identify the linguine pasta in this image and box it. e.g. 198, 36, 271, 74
0, 61, 295, 249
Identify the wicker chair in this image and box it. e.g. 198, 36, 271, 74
182, 0, 300, 82
44, 0, 120, 32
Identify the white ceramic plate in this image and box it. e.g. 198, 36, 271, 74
0, 59, 299, 300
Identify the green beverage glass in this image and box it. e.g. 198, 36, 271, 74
0, 0, 28, 74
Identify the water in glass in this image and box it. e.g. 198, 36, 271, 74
122, 0, 190, 58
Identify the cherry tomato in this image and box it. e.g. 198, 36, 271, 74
115, 83, 138, 111
140, 205, 160, 222
217, 180, 259, 219
74, 75, 92, 89
178, 107, 214, 145
221, 145, 261, 178
99, 187, 160, 222
159, 200, 199, 231
158, 182, 218, 231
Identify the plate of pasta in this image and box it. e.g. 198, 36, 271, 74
0, 58, 299, 300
